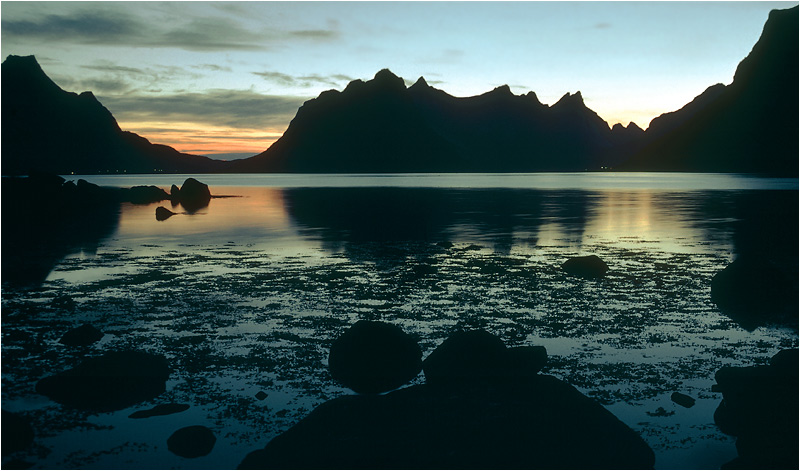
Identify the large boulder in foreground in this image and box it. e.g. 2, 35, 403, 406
710, 257, 796, 330
713, 349, 798, 469
561, 255, 609, 278
329, 320, 422, 394
239, 375, 655, 469
423, 330, 546, 387
35, 351, 170, 412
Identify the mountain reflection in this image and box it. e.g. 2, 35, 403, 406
6, 179, 797, 287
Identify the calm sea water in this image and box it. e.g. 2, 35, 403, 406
2, 173, 797, 469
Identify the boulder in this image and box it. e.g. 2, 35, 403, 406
422, 330, 547, 387
177, 178, 211, 211
167, 425, 216, 458
710, 257, 796, 330
1, 411, 34, 455
35, 350, 171, 412
329, 320, 422, 394
155, 206, 176, 221
713, 349, 798, 469
422, 330, 507, 386
125, 186, 170, 204
670, 392, 695, 408
238, 375, 655, 469
561, 255, 609, 278
59, 324, 103, 347
504, 345, 548, 378
128, 403, 189, 419
170, 184, 181, 198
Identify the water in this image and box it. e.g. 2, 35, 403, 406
2, 173, 797, 469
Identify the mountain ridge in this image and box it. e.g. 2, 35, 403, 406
1, 55, 226, 175
2, 6, 797, 176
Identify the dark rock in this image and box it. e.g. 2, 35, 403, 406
128, 403, 189, 419
423, 332, 548, 386
59, 324, 103, 347
125, 186, 170, 204
422, 330, 507, 386
170, 184, 181, 198
504, 345, 548, 378
35, 350, 171, 412
2, 458, 33, 469
167, 425, 216, 458
561, 255, 609, 278
238, 376, 655, 469
255, 391, 268, 401
711, 257, 796, 330
670, 392, 695, 408
713, 349, 798, 469
1, 411, 34, 455
329, 320, 422, 394
50, 294, 76, 311
177, 178, 211, 211
646, 406, 675, 417
155, 206, 176, 221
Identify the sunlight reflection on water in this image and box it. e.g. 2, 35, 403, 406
4, 173, 796, 469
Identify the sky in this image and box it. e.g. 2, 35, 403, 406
1, 1, 797, 159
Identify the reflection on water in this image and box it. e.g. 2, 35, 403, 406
2, 173, 798, 470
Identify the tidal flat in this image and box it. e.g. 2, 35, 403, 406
1, 173, 797, 469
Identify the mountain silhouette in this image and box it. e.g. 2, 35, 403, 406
228, 70, 634, 173
2, 6, 796, 176
1, 55, 226, 175
622, 6, 798, 175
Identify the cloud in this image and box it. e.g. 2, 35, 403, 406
594, 22, 612, 29
100, 89, 308, 130
253, 71, 354, 88
2, 11, 141, 43
289, 29, 340, 40
2, 5, 345, 52
160, 17, 266, 51
192, 64, 233, 72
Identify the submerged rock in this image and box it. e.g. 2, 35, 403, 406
255, 391, 268, 401
713, 349, 798, 469
238, 375, 655, 469
329, 320, 422, 394
1, 411, 34, 455
129, 403, 189, 419
50, 294, 76, 311
710, 257, 796, 330
561, 255, 609, 278
35, 350, 171, 412
59, 324, 103, 347
670, 392, 695, 408
155, 206, 176, 221
167, 425, 216, 458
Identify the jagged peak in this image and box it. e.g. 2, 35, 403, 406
491, 84, 513, 95
553, 91, 585, 108
524, 91, 543, 106
626, 121, 644, 132
412, 76, 429, 88
373, 68, 405, 86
